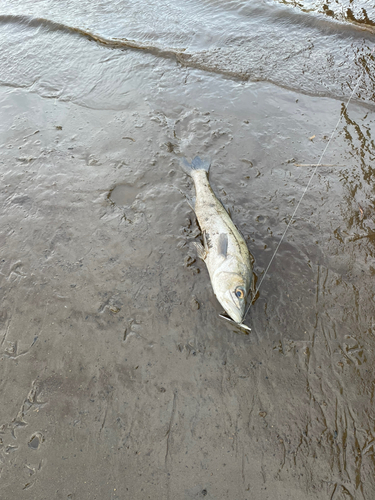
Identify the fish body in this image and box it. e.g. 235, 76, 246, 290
181, 157, 252, 323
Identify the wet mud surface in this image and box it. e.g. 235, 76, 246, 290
1, 1, 375, 499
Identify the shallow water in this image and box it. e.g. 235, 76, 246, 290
1, 1, 375, 499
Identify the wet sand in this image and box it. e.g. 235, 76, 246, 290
1, 73, 375, 499
1, 3, 375, 497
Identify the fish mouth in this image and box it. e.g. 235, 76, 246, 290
219, 312, 251, 332
221, 290, 245, 324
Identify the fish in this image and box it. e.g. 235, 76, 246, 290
181, 156, 253, 325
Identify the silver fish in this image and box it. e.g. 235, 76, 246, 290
181, 156, 253, 324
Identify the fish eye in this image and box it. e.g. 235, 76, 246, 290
235, 287, 244, 299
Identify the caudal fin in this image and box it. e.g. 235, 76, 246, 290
180, 156, 211, 177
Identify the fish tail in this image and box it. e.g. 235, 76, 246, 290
180, 156, 211, 177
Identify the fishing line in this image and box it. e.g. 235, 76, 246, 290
243, 46, 374, 323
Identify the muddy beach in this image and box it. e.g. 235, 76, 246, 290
1, 1, 375, 499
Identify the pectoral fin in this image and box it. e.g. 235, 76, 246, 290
218, 233, 228, 258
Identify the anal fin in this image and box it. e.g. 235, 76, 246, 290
174, 186, 196, 212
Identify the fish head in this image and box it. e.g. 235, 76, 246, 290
212, 271, 250, 324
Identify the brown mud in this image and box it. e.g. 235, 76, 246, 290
1, 4, 375, 499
